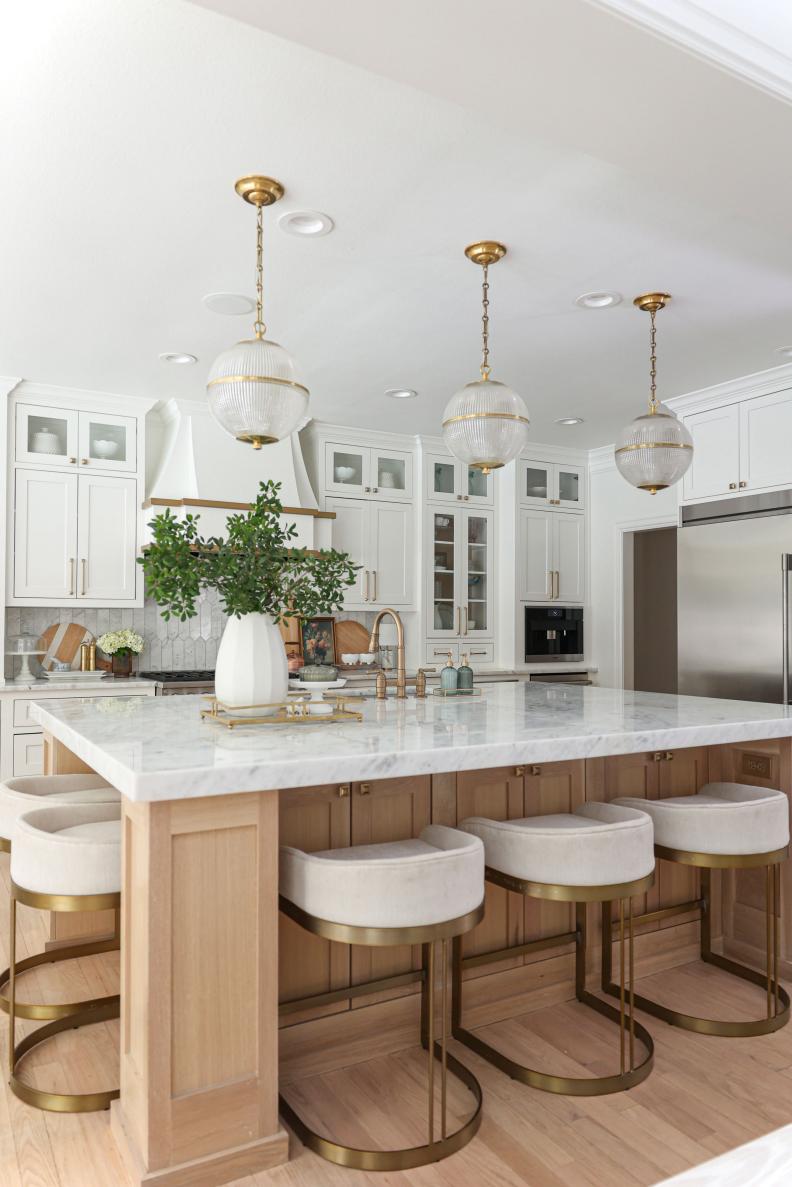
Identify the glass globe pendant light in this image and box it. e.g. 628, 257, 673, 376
442, 241, 529, 474
207, 176, 309, 448
615, 293, 693, 494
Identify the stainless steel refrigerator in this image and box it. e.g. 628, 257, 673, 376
678, 490, 792, 703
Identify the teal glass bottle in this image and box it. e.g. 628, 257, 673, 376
457, 653, 474, 691
440, 652, 459, 692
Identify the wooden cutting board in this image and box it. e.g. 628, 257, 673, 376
38, 622, 109, 670
334, 619, 371, 661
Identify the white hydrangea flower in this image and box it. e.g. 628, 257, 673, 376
97, 629, 144, 655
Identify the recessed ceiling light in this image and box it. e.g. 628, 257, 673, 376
555, 417, 584, 426
775, 345, 792, 358
278, 210, 334, 237
385, 388, 417, 399
202, 292, 255, 316
159, 352, 197, 365
575, 291, 622, 309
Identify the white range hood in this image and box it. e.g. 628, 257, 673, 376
144, 398, 332, 549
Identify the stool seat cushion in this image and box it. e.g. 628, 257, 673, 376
612, 783, 790, 856
459, 802, 655, 887
11, 803, 121, 897
280, 824, 484, 929
0, 774, 117, 844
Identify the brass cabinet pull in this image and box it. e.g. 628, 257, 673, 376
553, 570, 560, 599
463, 495, 469, 501
457, 494, 463, 501
547, 570, 552, 599
470, 649, 487, 655
728, 482, 737, 490
372, 570, 377, 602
359, 783, 371, 795
456, 607, 461, 635
514, 765, 525, 776
337, 784, 350, 798
462, 607, 468, 635
80, 457, 88, 465
530, 764, 542, 775
665, 751, 674, 761
81, 558, 87, 596
68, 456, 77, 464
739, 480, 747, 488
68, 558, 75, 597
652, 751, 674, 762
364, 570, 370, 601
364, 485, 371, 493
373, 487, 378, 494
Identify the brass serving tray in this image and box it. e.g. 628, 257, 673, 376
431, 687, 482, 698
200, 694, 363, 729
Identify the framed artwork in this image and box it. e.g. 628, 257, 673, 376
300, 616, 336, 666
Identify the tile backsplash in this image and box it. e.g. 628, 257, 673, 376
5, 595, 377, 675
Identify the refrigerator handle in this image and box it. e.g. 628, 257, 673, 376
783, 555, 792, 705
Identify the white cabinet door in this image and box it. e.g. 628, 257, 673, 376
519, 459, 554, 508
78, 474, 137, 600
462, 510, 493, 636
78, 411, 137, 473
13, 733, 44, 777
15, 404, 79, 467
14, 468, 79, 599
371, 449, 413, 501
324, 444, 371, 497
517, 509, 553, 601
555, 513, 585, 602
556, 463, 585, 511
426, 453, 460, 504
326, 497, 370, 606
739, 390, 792, 492
682, 405, 740, 501
463, 465, 493, 506
369, 502, 413, 606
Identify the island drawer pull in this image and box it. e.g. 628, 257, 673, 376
514, 766, 525, 776
359, 783, 371, 795
337, 784, 350, 798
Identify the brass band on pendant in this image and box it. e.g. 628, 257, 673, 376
206, 374, 310, 395
614, 441, 693, 454
441, 411, 530, 427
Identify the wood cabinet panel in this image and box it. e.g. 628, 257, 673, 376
350, 776, 431, 1006
656, 747, 708, 917
278, 784, 351, 1026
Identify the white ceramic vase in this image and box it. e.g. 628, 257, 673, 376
214, 612, 288, 716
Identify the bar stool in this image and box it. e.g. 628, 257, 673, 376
611, 783, 790, 1035
454, 802, 656, 1095
0, 774, 120, 1018
278, 825, 485, 1171
8, 802, 122, 1112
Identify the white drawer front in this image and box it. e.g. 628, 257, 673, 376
465, 643, 495, 665
426, 642, 459, 665
13, 732, 43, 777
13, 699, 39, 728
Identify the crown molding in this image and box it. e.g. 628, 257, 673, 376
587, 444, 616, 475
665, 362, 792, 417
304, 419, 419, 453
589, 0, 792, 105
9, 378, 157, 413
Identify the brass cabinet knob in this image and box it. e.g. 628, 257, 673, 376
739, 480, 747, 488
514, 765, 525, 777
337, 784, 350, 798
665, 751, 674, 761
530, 765, 542, 775
728, 482, 737, 490
80, 457, 88, 465
359, 782, 371, 795
68, 456, 77, 464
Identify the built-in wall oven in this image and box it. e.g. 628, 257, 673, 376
524, 606, 583, 663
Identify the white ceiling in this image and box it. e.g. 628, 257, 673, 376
3, 0, 792, 448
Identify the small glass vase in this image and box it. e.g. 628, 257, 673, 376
111, 651, 134, 679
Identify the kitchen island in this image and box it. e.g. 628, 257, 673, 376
30, 683, 792, 1187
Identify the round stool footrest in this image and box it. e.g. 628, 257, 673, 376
0, 936, 120, 1020
279, 1043, 482, 1171
10, 998, 120, 1113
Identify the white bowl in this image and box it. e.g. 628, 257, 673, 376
335, 466, 355, 480
93, 439, 119, 458
341, 653, 360, 664
357, 653, 375, 665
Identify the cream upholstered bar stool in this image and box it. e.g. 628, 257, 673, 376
454, 802, 656, 1095
8, 802, 122, 1112
611, 783, 790, 1035
0, 774, 120, 1019
278, 825, 486, 1171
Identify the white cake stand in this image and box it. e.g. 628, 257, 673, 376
288, 678, 347, 715
5, 650, 45, 682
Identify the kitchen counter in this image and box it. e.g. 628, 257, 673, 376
32, 682, 792, 802
0, 676, 157, 693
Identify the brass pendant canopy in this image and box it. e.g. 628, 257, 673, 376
207, 175, 309, 448
441, 242, 529, 475
614, 291, 693, 495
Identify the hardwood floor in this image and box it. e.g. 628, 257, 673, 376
1, 849, 790, 1187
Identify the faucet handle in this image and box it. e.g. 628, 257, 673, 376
415, 667, 436, 698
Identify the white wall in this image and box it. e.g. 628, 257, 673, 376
588, 449, 679, 688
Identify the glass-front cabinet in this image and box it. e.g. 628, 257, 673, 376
16, 405, 137, 472
324, 442, 412, 500
428, 507, 493, 638
519, 458, 584, 511
425, 453, 493, 506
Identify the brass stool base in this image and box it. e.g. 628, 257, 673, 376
0, 934, 121, 1020
453, 871, 655, 1097
10, 999, 120, 1113
603, 851, 789, 1038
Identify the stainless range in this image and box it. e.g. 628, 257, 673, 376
139, 669, 215, 695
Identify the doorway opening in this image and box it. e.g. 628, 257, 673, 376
623, 526, 677, 693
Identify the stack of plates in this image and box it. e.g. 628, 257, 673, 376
44, 669, 106, 681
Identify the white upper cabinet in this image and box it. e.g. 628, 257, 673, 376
519, 459, 585, 511
78, 474, 138, 600
682, 389, 792, 502
324, 442, 412, 500
681, 405, 741, 501
14, 469, 79, 600
426, 507, 494, 638
16, 404, 137, 473
518, 509, 584, 604
326, 496, 414, 609
425, 453, 493, 506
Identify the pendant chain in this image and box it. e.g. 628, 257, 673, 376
254, 203, 266, 339
648, 307, 657, 412
480, 263, 490, 380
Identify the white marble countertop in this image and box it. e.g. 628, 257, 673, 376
0, 677, 157, 695
30, 682, 792, 802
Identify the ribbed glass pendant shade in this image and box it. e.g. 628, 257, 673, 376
442, 378, 530, 472
614, 404, 693, 494
207, 336, 309, 447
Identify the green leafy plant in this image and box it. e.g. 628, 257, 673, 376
138, 480, 358, 622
